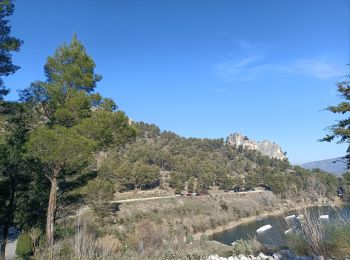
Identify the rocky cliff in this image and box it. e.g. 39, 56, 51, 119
226, 133, 287, 160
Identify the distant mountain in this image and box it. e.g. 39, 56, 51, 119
226, 133, 287, 160
301, 157, 347, 176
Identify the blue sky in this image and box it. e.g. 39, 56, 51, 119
5, 0, 350, 164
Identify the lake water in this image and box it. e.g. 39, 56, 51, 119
211, 205, 350, 247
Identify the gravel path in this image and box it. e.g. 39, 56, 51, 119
5, 239, 17, 260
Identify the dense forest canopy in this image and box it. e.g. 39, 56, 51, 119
95, 121, 338, 199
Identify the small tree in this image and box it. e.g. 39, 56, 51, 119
322, 71, 350, 167
187, 177, 195, 193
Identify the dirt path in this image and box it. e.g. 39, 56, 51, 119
73, 190, 266, 218
110, 194, 178, 203
74, 195, 178, 217
5, 239, 17, 260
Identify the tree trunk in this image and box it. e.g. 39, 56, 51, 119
0, 184, 15, 260
46, 169, 59, 249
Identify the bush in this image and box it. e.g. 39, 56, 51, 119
16, 232, 33, 259
200, 234, 209, 241
286, 234, 308, 255
186, 235, 194, 244
285, 208, 350, 259
328, 221, 350, 259
231, 239, 254, 256
220, 202, 229, 211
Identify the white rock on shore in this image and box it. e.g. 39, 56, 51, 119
207, 251, 325, 260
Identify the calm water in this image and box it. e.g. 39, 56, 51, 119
211, 205, 350, 247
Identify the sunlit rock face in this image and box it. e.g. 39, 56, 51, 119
226, 133, 287, 160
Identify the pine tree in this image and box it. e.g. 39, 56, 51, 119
22, 35, 135, 248
0, 103, 32, 260
0, 0, 22, 100
322, 71, 350, 167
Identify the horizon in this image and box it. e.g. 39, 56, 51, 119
4, 0, 350, 164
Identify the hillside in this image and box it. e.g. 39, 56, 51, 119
75, 122, 340, 259
87, 122, 338, 202
301, 157, 347, 176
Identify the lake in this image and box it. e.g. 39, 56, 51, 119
211, 205, 350, 247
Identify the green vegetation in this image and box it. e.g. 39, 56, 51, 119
0, 0, 22, 100
0, 1, 25, 258
94, 121, 338, 204
322, 72, 350, 167
231, 239, 255, 256
20, 35, 136, 249
0, 1, 346, 258
286, 209, 350, 259
15, 232, 32, 259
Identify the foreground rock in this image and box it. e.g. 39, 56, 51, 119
207, 250, 325, 260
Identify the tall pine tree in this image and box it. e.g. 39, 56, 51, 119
0, 0, 22, 100
22, 35, 135, 248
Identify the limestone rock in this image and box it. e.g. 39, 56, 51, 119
226, 133, 287, 160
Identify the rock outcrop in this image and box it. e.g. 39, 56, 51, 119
226, 133, 287, 160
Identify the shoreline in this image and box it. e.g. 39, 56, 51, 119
192, 200, 346, 241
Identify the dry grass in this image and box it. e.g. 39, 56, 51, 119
42, 191, 334, 259
113, 187, 173, 201
34, 219, 122, 260
286, 207, 350, 259
116, 191, 280, 238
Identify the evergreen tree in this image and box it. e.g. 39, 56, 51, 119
0, 0, 22, 100
187, 177, 195, 193
0, 103, 33, 260
22, 35, 135, 248
322, 71, 350, 167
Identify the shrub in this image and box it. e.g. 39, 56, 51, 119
85, 178, 114, 204
328, 221, 350, 259
161, 248, 176, 260
185, 250, 205, 260
286, 208, 350, 259
220, 202, 229, 211
200, 234, 209, 241
231, 239, 254, 256
286, 234, 308, 255
29, 227, 42, 255
16, 232, 33, 259
186, 235, 194, 244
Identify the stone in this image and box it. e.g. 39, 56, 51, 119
226, 133, 287, 160
228, 257, 234, 260
278, 250, 295, 259
259, 253, 268, 260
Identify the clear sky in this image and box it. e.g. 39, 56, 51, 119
4, 0, 350, 164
